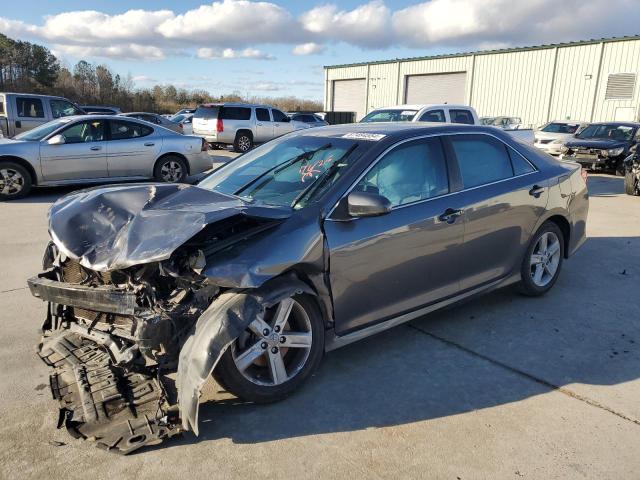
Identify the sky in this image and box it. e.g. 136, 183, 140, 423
1, 0, 639, 101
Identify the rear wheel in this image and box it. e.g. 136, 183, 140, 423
233, 131, 253, 153
153, 155, 187, 183
213, 294, 324, 403
625, 171, 639, 196
0, 161, 32, 200
518, 222, 564, 296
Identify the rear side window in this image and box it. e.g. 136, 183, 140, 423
450, 135, 514, 188
272, 109, 288, 122
109, 120, 153, 140
194, 105, 219, 119
221, 107, 251, 120
509, 149, 536, 175
450, 109, 474, 125
256, 108, 271, 121
16, 97, 44, 118
419, 109, 445, 122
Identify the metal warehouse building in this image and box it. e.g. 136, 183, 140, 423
324, 35, 640, 126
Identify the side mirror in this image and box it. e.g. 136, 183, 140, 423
281, 117, 291, 123
47, 134, 65, 145
347, 191, 392, 217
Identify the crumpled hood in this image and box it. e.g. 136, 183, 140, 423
48, 183, 291, 271
565, 138, 629, 150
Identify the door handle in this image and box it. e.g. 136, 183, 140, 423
15, 120, 21, 129
529, 185, 545, 198
144, 142, 155, 146
439, 208, 463, 224
257, 123, 263, 126
89, 145, 102, 151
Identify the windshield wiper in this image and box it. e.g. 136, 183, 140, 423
291, 143, 358, 207
234, 143, 332, 198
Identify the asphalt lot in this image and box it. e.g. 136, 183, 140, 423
0, 167, 639, 479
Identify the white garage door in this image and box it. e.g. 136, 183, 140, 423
333, 79, 366, 121
405, 72, 467, 105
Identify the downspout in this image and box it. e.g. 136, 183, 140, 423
590, 42, 606, 122
468, 54, 476, 106
545, 47, 559, 123
364, 63, 371, 119
396, 60, 402, 104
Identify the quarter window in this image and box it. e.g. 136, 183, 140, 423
419, 110, 445, 122
16, 97, 44, 118
510, 149, 535, 175
109, 120, 153, 140
60, 120, 105, 144
354, 138, 449, 207
256, 108, 271, 122
450, 135, 514, 188
450, 109, 474, 125
221, 107, 251, 120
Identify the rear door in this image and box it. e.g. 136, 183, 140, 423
445, 133, 548, 290
105, 119, 160, 177
13, 96, 47, 135
40, 119, 108, 181
418, 109, 446, 123
255, 108, 274, 142
324, 136, 466, 334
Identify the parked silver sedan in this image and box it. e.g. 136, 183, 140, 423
0, 115, 212, 200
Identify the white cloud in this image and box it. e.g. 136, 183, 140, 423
1, 0, 640, 62
132, 75, 157, 83
300, 1, 391, 48
196, 47, 275, 60
292, 42, 326, 56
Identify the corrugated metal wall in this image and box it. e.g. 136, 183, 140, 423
325, 37, 640, 127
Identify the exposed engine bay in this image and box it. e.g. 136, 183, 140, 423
28, 183, 317, 453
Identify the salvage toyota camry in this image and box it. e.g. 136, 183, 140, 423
28, 123, 588, 453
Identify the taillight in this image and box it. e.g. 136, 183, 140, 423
201, 139, 209, 152
580, 166, 588, 183
179, 122, 184, 129
216, 118, 224, 133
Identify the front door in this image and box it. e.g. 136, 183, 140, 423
272, 109, 294, 138
40, 119, 108, 181
444, 134, 548, 290
106, 119, 160, 177
324, 137, 466, 334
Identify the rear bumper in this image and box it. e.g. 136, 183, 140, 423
187, 151, 213, 175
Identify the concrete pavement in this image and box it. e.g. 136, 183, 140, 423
0, 173, 638, 479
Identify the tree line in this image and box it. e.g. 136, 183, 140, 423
0, 33, 322, 114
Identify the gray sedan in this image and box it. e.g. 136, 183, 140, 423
0, 115, 212, 199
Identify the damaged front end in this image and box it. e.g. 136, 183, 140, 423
29, 184, 295, 453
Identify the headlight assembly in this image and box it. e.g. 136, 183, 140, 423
607, 147, 624, 157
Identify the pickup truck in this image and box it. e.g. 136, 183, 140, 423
360, 104, 534, 144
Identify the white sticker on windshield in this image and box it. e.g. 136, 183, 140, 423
342, 133, 386, 141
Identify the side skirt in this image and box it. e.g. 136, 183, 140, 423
324, 274, 520, 352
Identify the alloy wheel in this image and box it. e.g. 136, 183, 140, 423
231, 298, 313, 386
237, 136, 251, 152
0, 168, 25, 196
530, 231, 561, 287
159, 161, 183, 182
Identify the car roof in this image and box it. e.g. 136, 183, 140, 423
0, 92, 69, 100
121, 112, 160, 116
373, 104, 472, 111
198, 102, 275, 109
587, 121, 640, 127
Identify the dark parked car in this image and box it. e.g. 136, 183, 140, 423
120, 112, 183, 133
28, 123, 588, 453
623, 151, 640, 195
287, 112, 329, 127
81, 105, 122, 115
561, 122, 640, 175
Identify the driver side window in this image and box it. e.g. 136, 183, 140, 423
354, 138, 449, 207
60, 120, 105, 144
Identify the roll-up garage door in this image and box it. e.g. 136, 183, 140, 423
332, 79, 366, 121
405, 72, 467, 105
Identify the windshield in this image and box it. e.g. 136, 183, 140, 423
14, 118, 73, 141
194, 105, 219, 120
576, 124, 635, 141
170, 113, 191, 123
480, 117, 496, 125
541, 122, 580, 134
361, 109, 418, 123
197, 134, 366, 208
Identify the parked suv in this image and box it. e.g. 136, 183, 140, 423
192, 103, 309, 152
0, 93, 85, 137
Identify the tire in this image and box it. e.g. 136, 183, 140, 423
233, 131, 253, 153
517, 221, 565, 297
153, 155, 187, 183
0, 161, 32, 200
625, 171, 639, 196
213, 294, 324, 403
615, 166, 625, 177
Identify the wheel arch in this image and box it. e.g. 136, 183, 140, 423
154, 152, 190, 175
0, 155, 38, 185
542, 214, 571, 259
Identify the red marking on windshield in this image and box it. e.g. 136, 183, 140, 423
299, 154, 334, 183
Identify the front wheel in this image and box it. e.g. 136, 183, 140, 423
517, 222, 565, 296
213, 294, 324, 403
625, 171, 639, 196
0, 161, 32, 200
153, 155, 187, 183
